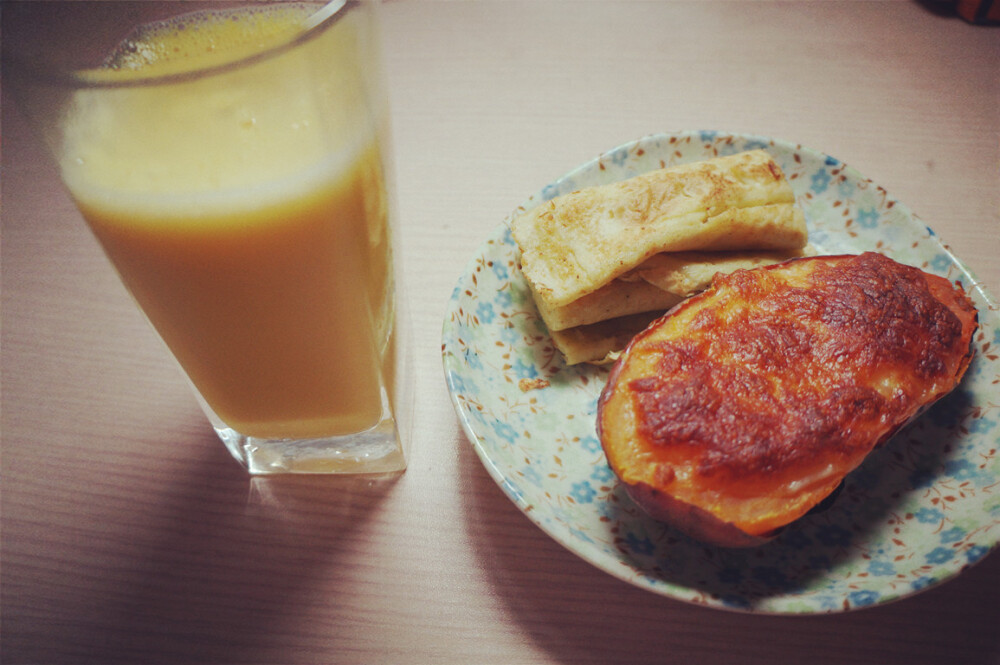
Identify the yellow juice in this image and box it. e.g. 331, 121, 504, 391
58, 3, 397, 441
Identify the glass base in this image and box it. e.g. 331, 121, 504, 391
217, 417, 405, 475
197, 384, 406, 474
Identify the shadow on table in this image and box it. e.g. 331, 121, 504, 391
457, 424, 1000, 665
34, 423, 403, 665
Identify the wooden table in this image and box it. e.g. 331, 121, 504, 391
3, 2, 999, 663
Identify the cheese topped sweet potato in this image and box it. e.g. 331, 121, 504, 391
597, 252, 978, 547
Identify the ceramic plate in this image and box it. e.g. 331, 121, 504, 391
441, 131, 1000, 613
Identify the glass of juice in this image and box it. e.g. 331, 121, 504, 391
5, 1, 408, 474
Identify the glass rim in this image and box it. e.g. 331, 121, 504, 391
4, 0, 355, 90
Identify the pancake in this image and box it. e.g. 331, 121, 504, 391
512, 150, 807, 313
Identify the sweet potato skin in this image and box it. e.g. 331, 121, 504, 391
597, 253, 978, 547
623, 482, 779, 547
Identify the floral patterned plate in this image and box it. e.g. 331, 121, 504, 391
441, 131, 1000, 614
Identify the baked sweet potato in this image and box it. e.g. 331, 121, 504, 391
597, 252, 978, 547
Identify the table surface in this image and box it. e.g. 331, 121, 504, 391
3, 1, 999, 663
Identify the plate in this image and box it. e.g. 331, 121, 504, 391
441, 130, 1000, 613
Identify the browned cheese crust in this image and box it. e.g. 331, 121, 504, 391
597, 252, 978, 545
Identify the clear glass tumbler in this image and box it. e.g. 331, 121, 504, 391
4, 1, 407, 474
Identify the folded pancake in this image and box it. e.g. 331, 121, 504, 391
512, 150, 810, 364
597, 252, 979, 547
512, 150, 808, 313
535, 273, 685, 333
540, 246, 816, 333
549, 312, 665, 366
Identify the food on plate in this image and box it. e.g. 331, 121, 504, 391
597, 252, 978, 547
549, 311, 668, 367
518, 377, 551, 392
511, 150, 810, 364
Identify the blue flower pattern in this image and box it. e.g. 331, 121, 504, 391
491, 262, 509, 281
499, 323, 521, 345
579, 435, 602, 454
930, 253, 953, 273
944, 459, 978, 482
837, 177, 856, 199
848, 590, 880, 608
442, 130, 1000, 613
810, 168, 831, 194
495, 289, 513, 311
940, 527, 966, 544
463, 348, 483, 372
511, 357, 538, 380
915, 507, 944, 524
589, 464, 614, 484
475, 301, 495, 324
570, 481, 597, 504
520, 464, 544, 489
608, 147, 630, 167
925, 547, 955, 565
868, 560, 896, 576
965, 545, 990, 564
623, 532, 655, 556
967, 415, 996, 435
540, 183, 561, 201
492, 420, 518, 444
856, 207, 879, 229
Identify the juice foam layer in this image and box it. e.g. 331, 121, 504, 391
61, 2, 372, 221
95, 3, 316, 78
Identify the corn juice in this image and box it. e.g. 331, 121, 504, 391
56, 3, 401, 464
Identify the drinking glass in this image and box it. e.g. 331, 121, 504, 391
4, 1, 408, 474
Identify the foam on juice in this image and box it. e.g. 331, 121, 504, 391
62, 2, 372, 214
99, 4, 314, 76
